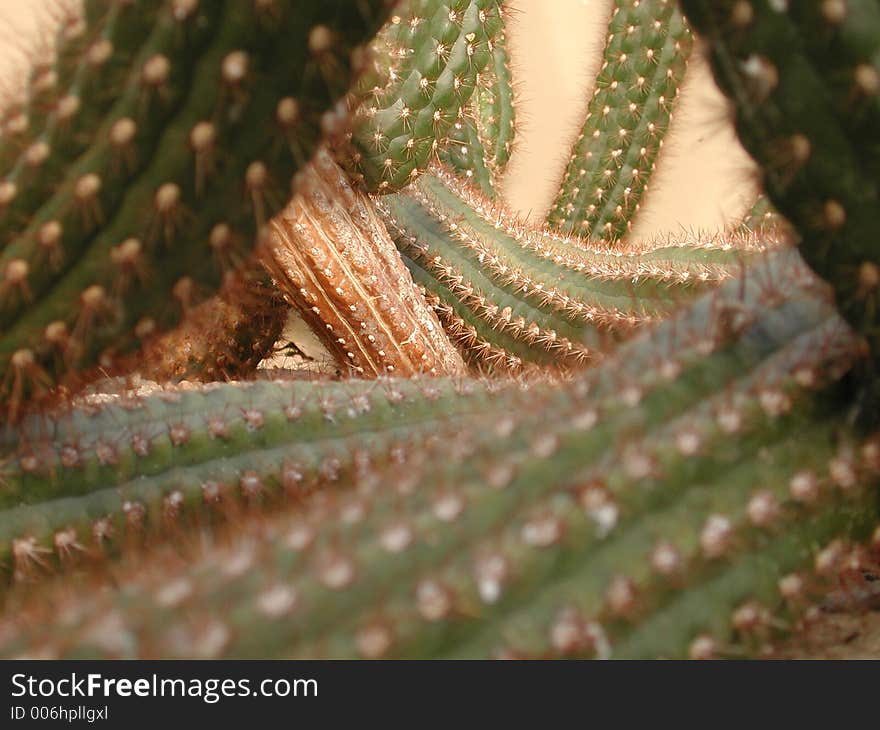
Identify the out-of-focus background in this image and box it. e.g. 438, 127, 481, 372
0, 0, 757, 239
0, 0, 876, 657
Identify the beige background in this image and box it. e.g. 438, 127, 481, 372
0, 0, 756, 239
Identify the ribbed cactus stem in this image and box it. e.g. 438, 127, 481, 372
548, 0, 693, 240
0, 1, 162, 244
340, 0, 504, 192
441, 117, 497, 195
377, 165, 770, 370
0, 0, 394, 418
440, 18, 516, 194
0, 249, 876, 659
0, 375, 504, 584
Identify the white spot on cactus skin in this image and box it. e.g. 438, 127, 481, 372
156, 579, 193, 608
416, 580, 452, 621
521, 514, 563, 548
732, 602, 767, 633
651, 541, 682, 576
829, 456, 857, 490
778, 573, 805, 603
223, 546, 255, 578
758, 389, 791, 418
789, 471, 820, 504
747, 491, 780, 528
142, 55, 171, 87
700, 515, 733, 559
317, 553, 356, 590
689, 635, 716, 660
380, 523, 413, 553
675, 429, 701, 456
605, 575, 637, 617
474, 553, 508, 604
284, 524, 315, 552
356, 624, 393, 659
430, 487, 464, 523
256, 585, 297, 618
579, 486, 618, 538
814, 540, 845, 576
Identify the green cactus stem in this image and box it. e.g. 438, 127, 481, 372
547, 0, 693, 240
0, 0, 393, 419
441, 117, 497, 195
678, 0, 880, 366
0, 248, 876, 659
0, 1, 163, 244
377, 165, 772, 370
0, 375, 504, 585
340, 0, 504, 192
440, 19, 516, 195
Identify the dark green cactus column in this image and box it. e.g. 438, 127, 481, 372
678, 0, 880, 381
440, 13, 516, 195
0, 0, 393, 419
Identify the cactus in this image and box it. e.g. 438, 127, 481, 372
547, 1, 693, 239
0, 0, 394, 418
0, 1, 163, 243
677, 0, 880, 367
0, 0, 878, 661
339, 0, 505, 192
377, 166, 776, 370
439, 20, 516, 194
133, 271, 289, 383
0, 250, 878, 658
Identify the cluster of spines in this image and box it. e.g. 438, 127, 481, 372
678, 0, 880, 363
0, 0, 395, 419
547, 0, 693, 240
0, 249, 877, 658
377, 165, 761, 370
339, 0, 505, 192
